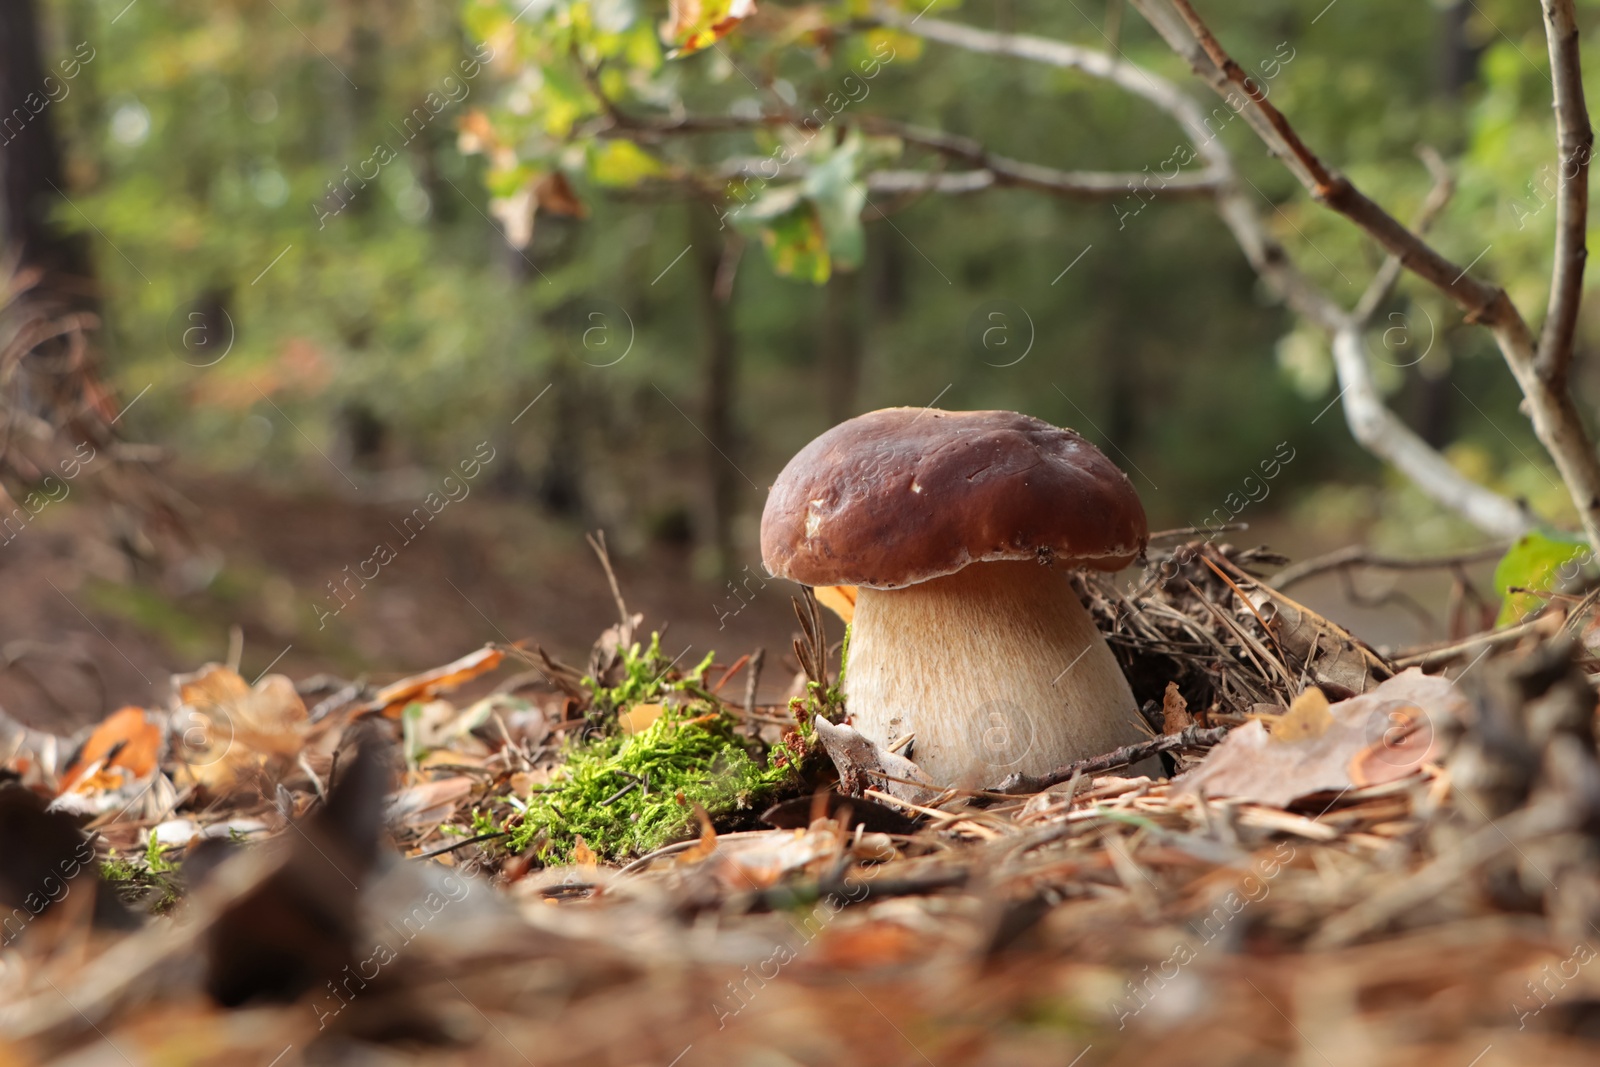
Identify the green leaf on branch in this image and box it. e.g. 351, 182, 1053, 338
587, 140, 669, 187
1493, 530, 1590, 627
727, 184, 828, 283
761, 203, 831, 284
803, 131, 868, 271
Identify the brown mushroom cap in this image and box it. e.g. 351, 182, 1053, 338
761, 408, 1148, 589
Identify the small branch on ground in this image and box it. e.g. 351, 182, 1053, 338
994, 724, 1231, 795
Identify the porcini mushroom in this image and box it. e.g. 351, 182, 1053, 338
760, 407, 1149, 785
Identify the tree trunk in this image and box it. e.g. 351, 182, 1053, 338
820, 268, 863, 426
0, 0, 95, 298
690, 205, 740, 576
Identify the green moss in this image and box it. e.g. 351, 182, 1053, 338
585, 631, 717, 716
99, 856, 139, 883
144, 836, 177, 874
506, 702, 801, 863
99, 845, 182, 913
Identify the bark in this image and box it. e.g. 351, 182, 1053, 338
690, 205, 739, 575
0, 0, 95, 297
821, 268, 862, 426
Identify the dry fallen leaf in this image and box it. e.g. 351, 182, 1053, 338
814, 585, 857, 624
367, 645, 506, 717
812, 716, 941, 805
58, 706, 162, 796
1270, 687, 1332, 744
1180, 668, 1459, 807
172, 665, 307, 791
1161, 681, 1194, 736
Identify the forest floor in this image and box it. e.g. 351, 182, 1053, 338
4, 477, 1568, 1067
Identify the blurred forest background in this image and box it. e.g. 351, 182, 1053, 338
0, 0, 1593, 726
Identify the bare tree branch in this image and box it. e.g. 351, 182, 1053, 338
872, 6, 1345, 331
1152, 0, 1505, 321
1132, 0, 1600, 551
879, 6, 1529, 536
597, 108, 1224, 202
1537, 0, 1592, 385
1351, 146, 1453, 327
1331, 151, 1530, 536
1330, 325, 1530, 536
858, 115, 1224, 200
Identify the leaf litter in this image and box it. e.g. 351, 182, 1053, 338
2, 539, 1600, 1064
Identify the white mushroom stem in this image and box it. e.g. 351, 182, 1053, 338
843, 559, 1149, 786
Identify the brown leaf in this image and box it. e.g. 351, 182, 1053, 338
1203, 551, 1392, 697
1180, 668, 1461, 807
367, 645, 506, 717
172, 666, 308, 791
535, 171, 587, 218
58, 706, 163, 795
1161, 681, 1194, 736
814, 585, 857, 624
1269, 687, 1332, 744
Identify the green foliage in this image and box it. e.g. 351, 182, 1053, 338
100, 843, 182, 912
32, 0, 1600, 555
505, 702, 796, 862
1493, 530, 1590, 626
144, 835, 177, 874
585, 631, 717, 716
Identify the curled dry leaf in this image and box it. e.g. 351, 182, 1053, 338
814, 585, 857, 624
664, 0, 756, 57
1161, 681, 1194, 736
366, 644, 506, 717
1180, 668, 1461, 808
57, 706, 163, 798
812, 716, 941, 806
172, 665, 307, 791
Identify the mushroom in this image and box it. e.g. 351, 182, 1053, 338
760, 407, 1150, 786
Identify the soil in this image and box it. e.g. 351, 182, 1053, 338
0, 469, 805, 735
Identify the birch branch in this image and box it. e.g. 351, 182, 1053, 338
597, 110, 1223, 201
1330, 326, 1529, 536
879, 6, 1528, 536
1133, 0, 1600, 551
1537, 0, 1592, 386
873, 6, 1344, 330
